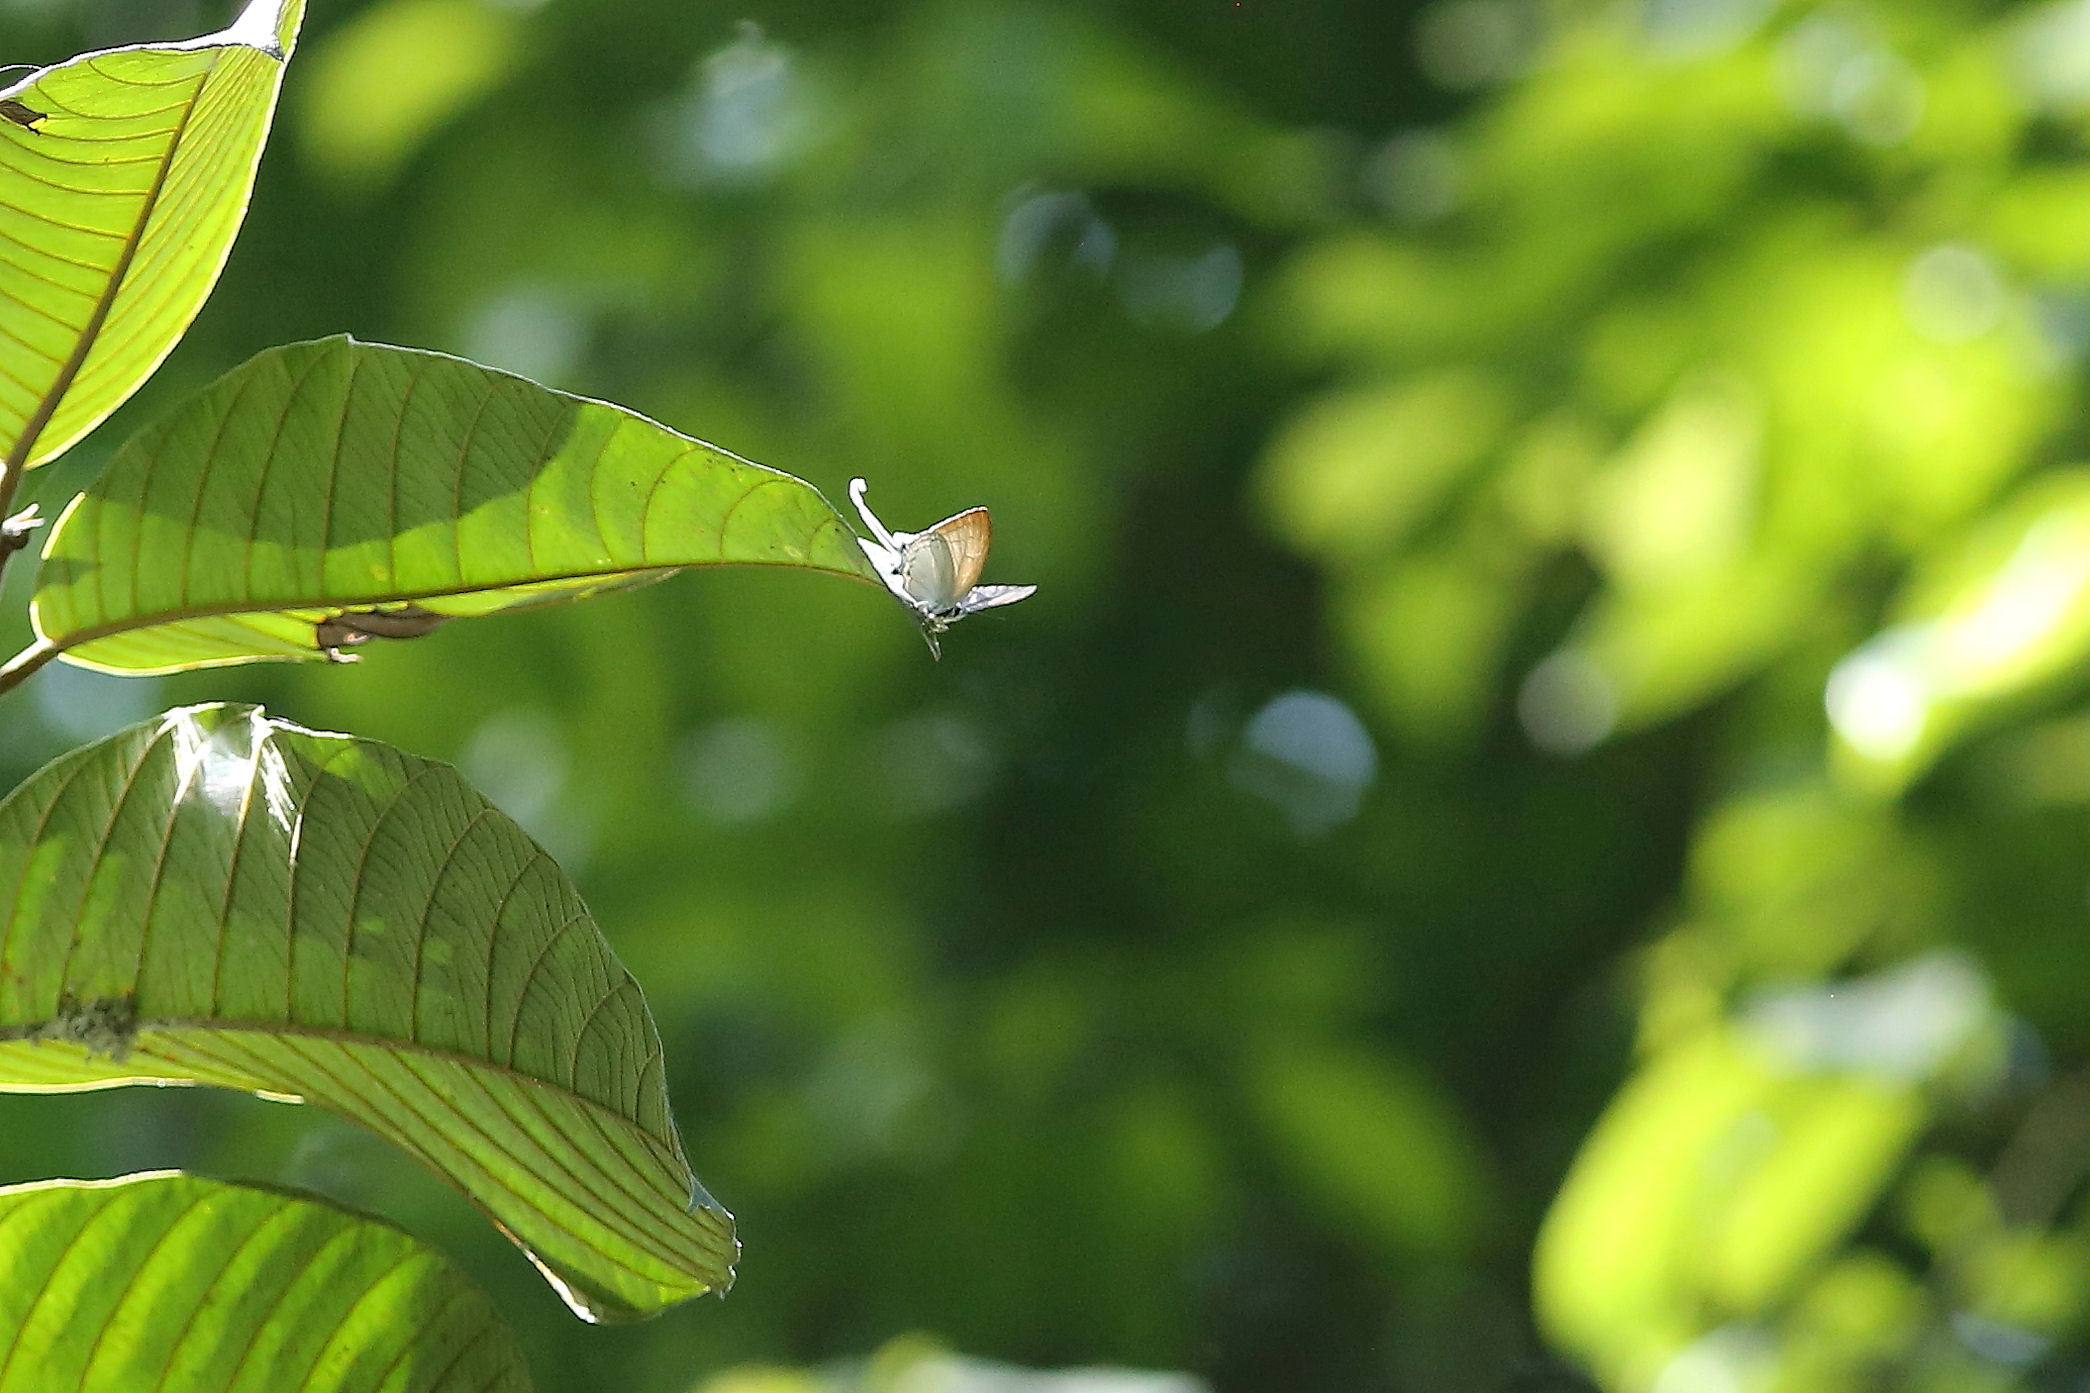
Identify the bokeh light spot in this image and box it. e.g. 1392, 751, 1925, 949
1519, 650, 1618, 756
682, 717, 801, 825
1116, 244, 1243, 334
1904, 244, 2005, 346
1228, 690, 1378, 837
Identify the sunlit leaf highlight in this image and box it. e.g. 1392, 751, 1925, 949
0, 0, 303, 471
0, 1171, 531, 1392
0, 704, 735, 1321
31, 335, 878, 673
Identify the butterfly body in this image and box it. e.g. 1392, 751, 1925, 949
851, 480, 1036, 657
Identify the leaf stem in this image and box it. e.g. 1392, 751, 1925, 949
0, 464, 24, 592
0, 636, 58, 695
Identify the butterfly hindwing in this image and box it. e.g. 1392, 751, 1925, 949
955, 583, 1037, 615
897, 531, 961, 610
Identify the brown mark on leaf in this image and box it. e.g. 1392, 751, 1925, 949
315, 604, 449, 661
0, 99, 46, 132
30, 990, 137, 1061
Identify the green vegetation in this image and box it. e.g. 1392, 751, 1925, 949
0, 0, 2081, 1390
0, 703, 737, 1320
34, 335, 872, 673
0, 1172, 530, 1391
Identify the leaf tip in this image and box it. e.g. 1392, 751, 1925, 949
222, 0, 299, 58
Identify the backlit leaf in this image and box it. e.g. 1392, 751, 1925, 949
0, 1171, 530, 1392
32, 336, 878, 673
0, 0, 303, 471
0, 704, 735, 1321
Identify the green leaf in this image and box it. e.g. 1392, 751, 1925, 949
0, 0, 303, 472
32, 335, 879, 673
1827, 470, 2090, 792
1534, 1029, 1927, 1387
0, 704, 735, 1322
0, 1171, 531, 1392
1246, 1039, 1490, 1258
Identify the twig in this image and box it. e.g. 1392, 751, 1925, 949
0, 502, 41, 559
0, 503, 46, 695
0, 635, 57, 697
0, 468, 24, 591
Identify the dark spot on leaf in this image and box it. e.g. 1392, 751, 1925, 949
315, 603, 448, 660
0, 99, 46, 131
31, 990, 137, 1061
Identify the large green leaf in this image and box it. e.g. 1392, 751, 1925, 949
0, 704, 735, 1322
0, 0, 303, 472
0, 1171, 530, 1392
31, 335, 879, 673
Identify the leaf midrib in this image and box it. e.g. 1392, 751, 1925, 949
0, 1018, 734, 1288
0, 1014, 686, 1160
40, 556, 877, 650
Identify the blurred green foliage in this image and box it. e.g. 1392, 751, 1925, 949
0, 0, 2082, 1390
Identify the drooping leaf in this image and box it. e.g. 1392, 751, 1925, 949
0, 704, 735, 1322
31, 335, 879, 673
0, 1171, 531, 1392
0, 0, 303, 472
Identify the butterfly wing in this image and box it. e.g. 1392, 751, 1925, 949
897, 531, 961, 610
864, 490, 1028, 654
858, 536, 915, 605
923, 508, 994, 596
955, 583, 1036, 614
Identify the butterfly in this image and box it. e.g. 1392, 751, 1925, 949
850, 478, 1036, 658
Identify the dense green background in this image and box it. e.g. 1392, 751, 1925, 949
0, 0, 2084, 1390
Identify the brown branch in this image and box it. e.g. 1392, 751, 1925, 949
0, 635, 57, 696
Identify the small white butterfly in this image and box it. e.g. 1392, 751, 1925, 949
851, 478, 1036, 658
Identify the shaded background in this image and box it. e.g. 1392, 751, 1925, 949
0, 0, 2086, 1389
